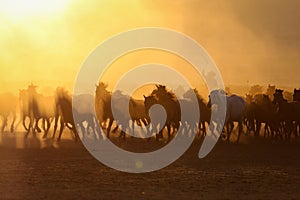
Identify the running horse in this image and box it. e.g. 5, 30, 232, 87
0, 92, 18, 133
274, 89, 300, 141
208, 89, 247, 143
53, 87, 79, 141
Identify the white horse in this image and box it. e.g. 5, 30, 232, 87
208, 89, 246, 143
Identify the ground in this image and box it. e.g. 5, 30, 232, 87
0, 131, 299, 199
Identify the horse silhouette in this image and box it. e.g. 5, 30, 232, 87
95, 82, 118, 139
208, 89, 246, 143
0, 92, 18, 133
183, 88, 211, 137
73, 93, 99, 139
143, 85, 181, 141
247, 94, 281, 139
273, 89, 300, 141
293, 89, 300, 136
19, 84, 55, 137
53, 87, 79, 141
143, 95, 165, 140
129, 97, 150, 137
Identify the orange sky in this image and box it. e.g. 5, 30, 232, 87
1, 0, 300, 96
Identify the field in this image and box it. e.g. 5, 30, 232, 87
0, 131, 299, 200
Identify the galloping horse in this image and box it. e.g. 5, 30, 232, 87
183, 88, 211, 137
143, 95, 165, 140
19, 84, 55, 137
73, 93, 99, 138
247, 94, 281, 139
208, 90, 246, 143
273, 89, 300, 141
53, 87, 79, 141
293, 89, 300, 136
95, 82, 116, 139
129, 97, 150, 137
144, 85, 181, 141
0, 93, 18, 133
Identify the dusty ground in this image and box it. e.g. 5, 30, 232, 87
0, 131, 299, 200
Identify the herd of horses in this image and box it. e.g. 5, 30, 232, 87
0, 83, 300, 143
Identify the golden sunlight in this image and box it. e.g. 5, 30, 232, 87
0, 0, 70, 20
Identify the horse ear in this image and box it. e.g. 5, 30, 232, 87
143, 95, 146, 99
294, 88, 297, 92
155, 84, 159, 89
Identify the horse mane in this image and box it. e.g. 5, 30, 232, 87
55, 87, 71, 102
192, 88, 207, 104
151, 84, 176, 100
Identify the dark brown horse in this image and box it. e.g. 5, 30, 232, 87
144, 85, 181, 140
293, 88, 300, 136
273, 89, 300, 141
183, 88, 211, 137
248, 94, 281, 139
53, 87, 79, 141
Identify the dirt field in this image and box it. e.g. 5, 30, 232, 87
0, 131, 299, 200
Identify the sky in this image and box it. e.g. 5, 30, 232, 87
0, 0, 299, 95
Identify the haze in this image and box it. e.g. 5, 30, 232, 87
1, 0, 299, 96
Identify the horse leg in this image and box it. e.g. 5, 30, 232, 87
57, 120, 65, 142
106, 119, 114, 138
236, 121, 243, 143
166, 123, 171, 141
255, 121, 261, 137
73, 126, 79, 142
227, 121, 234, 142
201, 121, 207, 138
10, 113, 16, 133
1, 116, 7, 133
22, 116, 29, 132
53, 115, 59, 139
79, 122, 86, 137
43, 118, 51, 138
28, 115, 35, 136
34, 118, 42, 133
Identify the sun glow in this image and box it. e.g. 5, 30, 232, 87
0, 0, 71, 20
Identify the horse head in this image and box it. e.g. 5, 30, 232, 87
293, 88, 300, 101
143, 95, 157, 115
273, 89, 284, 104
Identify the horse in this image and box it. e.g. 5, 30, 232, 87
95, 82, 117, 139
144, 85, 179, 139
110, 90, 133, 139
73, 93, 99, 139
0, 92, 18, 133
244, 94, 256, 134
20, 84, 55, 137
178, 98, 199, 136
129, 97, 150, 137
293, 88, 300, 136
208, 89, 247, 143
247, 94, 282, 139
19, 89, 31, 132
151, 85, 181, 137
183, 88, 211, 137
53, 87, 79, 141
273, 89, 300, 141
143, 95, 166, 140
